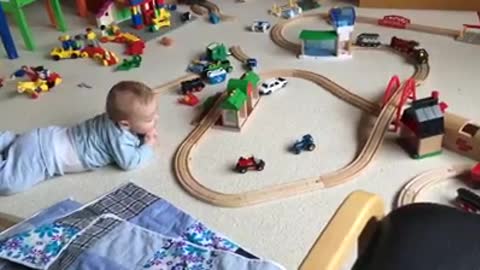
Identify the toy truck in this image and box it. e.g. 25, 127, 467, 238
291, 134, 316, 154
207, 59, 233, 73
246, 58, 257, 70
205, 68, 227, 84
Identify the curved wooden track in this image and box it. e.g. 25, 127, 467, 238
395, 164, 473, 208
230, 45, 250, 63
197, 0, 236, 21
173, 61, 429, 207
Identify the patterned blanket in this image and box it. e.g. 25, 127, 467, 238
0, 183, 284, 270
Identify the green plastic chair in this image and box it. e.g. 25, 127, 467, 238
1, 0, 67, 51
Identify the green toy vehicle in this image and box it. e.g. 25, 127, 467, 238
207, 60, 233, 73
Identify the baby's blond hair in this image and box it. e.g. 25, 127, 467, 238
106, 81, 155, 122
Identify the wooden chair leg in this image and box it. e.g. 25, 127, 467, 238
11, 7, 35, 51
49, 0, 67, 32
300, 191, 385, 270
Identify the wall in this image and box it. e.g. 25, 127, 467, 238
358, 0, 480, 11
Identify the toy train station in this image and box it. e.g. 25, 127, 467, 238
298, 6, 355, 58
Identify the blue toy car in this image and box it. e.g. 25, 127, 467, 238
291, 134, 316, 154
209, 13, 220, 24
246, 58, 257, 70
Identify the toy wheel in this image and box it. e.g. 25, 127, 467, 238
267, 90, 272, 95
308, 144, 316, 151
52, 55, 60, 61
257, 163, 265, 171
238, 167, 247, 174
80, 52, 89, 58
31, 93, 39, 99
71, 53, 78, 59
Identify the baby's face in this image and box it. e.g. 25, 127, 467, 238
129, 99, 158, 135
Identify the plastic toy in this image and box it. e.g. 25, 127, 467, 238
291, 134, 316, 154
0, 4, 18, 59
178, 93, 199, 106
206, 42, 229, 62
378, 15, 410, 29
160, 37, 173, 46
150, 8, 171, 32
209, 12, 220, 24
251, 20, 271, 32
116, 55, 142, 71
180, 78, 205, 94
181, 11, 192, 22
59, 34, 81, 50
259, 77, 287, 95
187, 62, 209, 74
455, 188, 480, 214
355, 33, 381, 47
99, 28, 145, 56
246, 58, 257, 70
16, 81, 49, 99
206, 68, 227, 84
207, 60, 233, 73
235, 156, 265, 173
282, 6, 302, 19
50, 47, 85, 60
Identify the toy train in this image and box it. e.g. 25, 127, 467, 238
390, 36, 429, 64
355, 33, 381, 47
180, 78, 205, 94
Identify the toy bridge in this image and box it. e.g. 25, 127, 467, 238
382, 75, 417, 132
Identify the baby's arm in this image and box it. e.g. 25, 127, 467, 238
110, 135, 154, 171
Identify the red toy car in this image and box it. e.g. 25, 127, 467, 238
235, 156, 265, 174
178, 93, 199, 106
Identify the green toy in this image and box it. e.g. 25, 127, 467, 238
116, 55, 142, 71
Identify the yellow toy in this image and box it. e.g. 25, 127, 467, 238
150, 8, 171, 32
50, 47, 86, 61
16, 80, 49, 99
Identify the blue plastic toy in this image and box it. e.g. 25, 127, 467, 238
291, 134, 316, 154
209, 13, 220, 24
246, 58, 257, 70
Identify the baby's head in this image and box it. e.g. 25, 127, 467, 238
106, 81, 158, 135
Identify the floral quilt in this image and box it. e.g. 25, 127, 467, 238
0, 183, 284, 270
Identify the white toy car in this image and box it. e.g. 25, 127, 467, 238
259, 77, 287, 95
251, 20, 271, 32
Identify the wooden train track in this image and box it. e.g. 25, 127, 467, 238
173, 61, 429, 207
395, 164, 473, 208
197, 0, 236, 21
270, 13, 461, 55
229, 45, 250, 63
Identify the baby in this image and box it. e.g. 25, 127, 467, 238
0, 81, 158, 195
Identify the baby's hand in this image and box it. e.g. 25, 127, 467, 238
144, 129, 158, 146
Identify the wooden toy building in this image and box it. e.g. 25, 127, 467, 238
298, 6, 355, 58
201, 71, 260, 131
398, 92, 445, 159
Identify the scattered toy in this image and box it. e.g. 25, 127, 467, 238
251, 20, 271, 32
116, 55, 142, 71
206, 68, 227, 84
259, 77, 287, 95
180, 78, 205, 95
291, 134, 316, 154
455, 188, 480, 214
160, 37, 173, 47
235, 156, 265, 173
246, 58, 257, 70
181, 12, 192, 22
209, 13, 220, 24
150, 8, 171, 32
355, 33, 382, 47
50, 47, 86, 61
178, 92, 200, 106
13, 66, 62, 99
